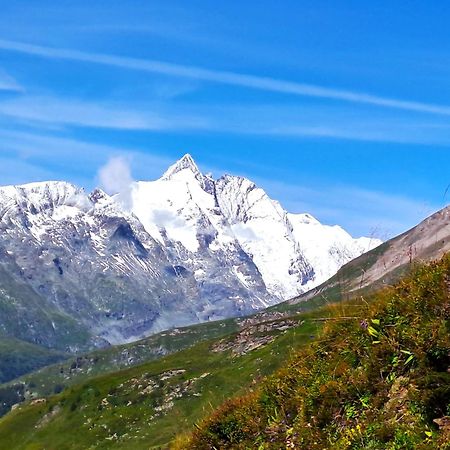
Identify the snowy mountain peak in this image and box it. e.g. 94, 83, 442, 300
161, 153, 202, 181
160, 153, 217, 196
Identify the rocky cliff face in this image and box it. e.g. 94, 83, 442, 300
0, 154, 380, 351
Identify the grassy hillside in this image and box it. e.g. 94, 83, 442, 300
1, 317, 239, 403
0, 311, 324, 448
177, 256, 450, 449
0, 338, 65, 385
0, 338, 66, 416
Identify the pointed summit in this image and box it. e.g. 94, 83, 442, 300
161, 154, 201, 180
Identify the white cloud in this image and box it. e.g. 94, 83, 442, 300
208, 104, 450, 146
2, 39, 450, 116
231, 223, 260, 241
97, 156, 135, 210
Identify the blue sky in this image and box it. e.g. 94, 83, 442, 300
0, 1, 449, 238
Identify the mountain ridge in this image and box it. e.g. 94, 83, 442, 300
0, 154, 380, 351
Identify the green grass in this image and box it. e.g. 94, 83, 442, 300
0, 311, 322, 449
179, 255, 450, 449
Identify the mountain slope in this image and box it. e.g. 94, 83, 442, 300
214, 172, 379, 298
41, 203, 447, 394
0, 338, 65, 385
178, 255, 450, 450
12, 203, 445, 404
2, 318, 241, 402
0, 178, 269, 351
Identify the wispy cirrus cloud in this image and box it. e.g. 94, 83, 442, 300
2, 95, 450, 146
0, 95, 209, 130
257, 122, 450, 146
2, 39, 450, 116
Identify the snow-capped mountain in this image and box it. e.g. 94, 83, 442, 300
125, 155, 380, 299
0, 154, 381, 351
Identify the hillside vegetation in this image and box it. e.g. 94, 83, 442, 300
0, 317, 239, 405
0, 311, 322, 448
176, 256, 450, 449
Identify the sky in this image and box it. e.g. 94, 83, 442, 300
0, 1, 449, 239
